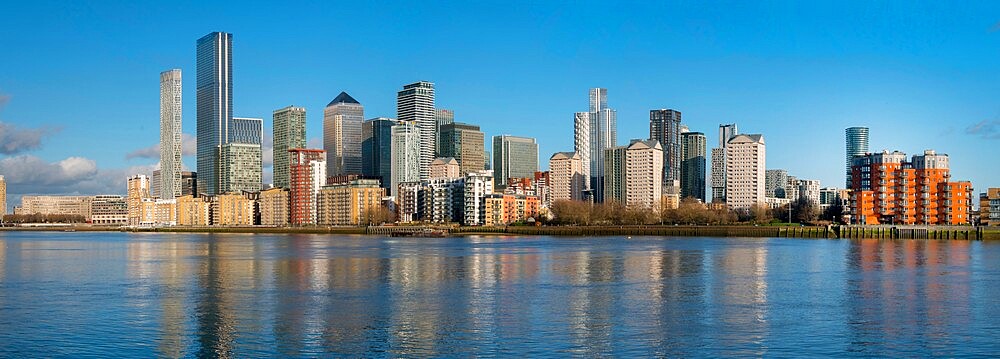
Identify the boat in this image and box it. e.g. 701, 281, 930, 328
390, 228, 449, 238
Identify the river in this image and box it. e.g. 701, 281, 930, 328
0, 231, 997, 357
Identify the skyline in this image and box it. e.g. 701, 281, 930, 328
1, 2, 999, 207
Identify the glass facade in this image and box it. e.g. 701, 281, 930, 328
492, 135, 538, 187
195, 32, 233, 196
272, 106, 306, 189
845, 127, 870, 188
362, 117, 398, 189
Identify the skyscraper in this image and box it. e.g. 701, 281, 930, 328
397, 81, 436, 180
434, 108, 454, 155
390, 121, 421, 197
492, 135, 539, 187
324, 92, 364, 177
650, 109, 682, 194
0, 175, 6, 216
362, 117, 398, 189
272, 106, 306, 189
573, 112, 591, 190
575, 88, 616, 202
710, 123, 738, 202
845, 127, 870, 188
159, 69, 182, 200
725, 134, 766, 210
439, 122, 485, 175
195, 31, 233, 196
680, 131, 707, 202
219, 117, 263, 193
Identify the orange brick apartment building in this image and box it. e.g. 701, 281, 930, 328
850, 150, 973, 225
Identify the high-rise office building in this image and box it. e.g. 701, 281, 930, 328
680, 131, 707, 202
710, 123, 738, 202
289, 149, 326, 225
583, 88, 617, 203
725, 134, 766, 210
390, 121, 421, 197
492, 135, 539, 188
272, 106, 306, 189
219, 117, 262, 193
549, 152, 585, 202
845, 127, 869, 188
362, 117, 397, 188
324, 92, 364, 177
195, 31, 233, 196
650, 109, 682, 194
159, 69, 182, 200
438, 122, 485, 175
396, 81, 436, 180
764, 169, 788, 198
435, 108, 454, 155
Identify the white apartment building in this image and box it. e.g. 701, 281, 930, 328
725, 134, 766, 210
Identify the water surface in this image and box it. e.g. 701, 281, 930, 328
0, 231, 997, 357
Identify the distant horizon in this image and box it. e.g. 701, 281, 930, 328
1, 2, 998, 209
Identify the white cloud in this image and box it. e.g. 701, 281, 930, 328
0, 155, 157, 207
126, 133, 197, 159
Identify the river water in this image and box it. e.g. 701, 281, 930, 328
0, 231, 997, 357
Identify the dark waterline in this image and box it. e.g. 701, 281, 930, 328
0, 232, 998, 357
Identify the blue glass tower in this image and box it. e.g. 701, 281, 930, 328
196, 31, 233, 196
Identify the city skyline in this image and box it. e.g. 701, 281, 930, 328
1, 2, 999, 208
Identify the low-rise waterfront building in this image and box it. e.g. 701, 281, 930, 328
850, 149, 973, 225
213, 193, 256, 226
176, 195, 211, 226
259, 187, 289, 226
980, 188, 1000, 226
317, 179, 385, 226
90, 195, 127, 225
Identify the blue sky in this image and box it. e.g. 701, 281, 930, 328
1, 1, 998, 206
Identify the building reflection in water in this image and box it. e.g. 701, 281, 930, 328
846, 239, 972, 355
709, 243, 769, 356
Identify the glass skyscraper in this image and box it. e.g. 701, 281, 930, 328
680, 131, 707, 202
324, 92, 364, 177
574, 88, 616, 202
845, 127, 869, 188
492, 135, 539, 187
219, 117, 262, 194
362, 117, 398, 189
195, 31, 233, 196
650, 109, 683, 193
439, 122, 485, 175
272, 106, 306, 189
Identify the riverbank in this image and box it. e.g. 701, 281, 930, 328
3, 224, 998, 240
